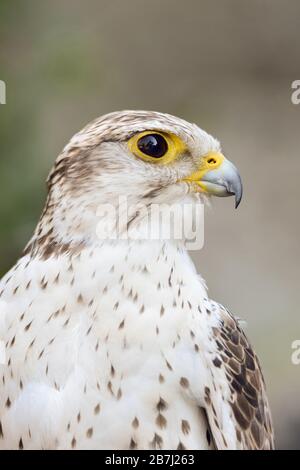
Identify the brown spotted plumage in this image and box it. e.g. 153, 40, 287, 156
207, 305, 274, 449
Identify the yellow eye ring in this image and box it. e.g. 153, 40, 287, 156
128, 131, 186, 164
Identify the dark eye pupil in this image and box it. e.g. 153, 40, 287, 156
137, 134, 168, 158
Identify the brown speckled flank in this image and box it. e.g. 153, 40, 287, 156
0, 111, 274, 449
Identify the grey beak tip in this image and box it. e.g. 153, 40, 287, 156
234, 188, 243, 209
227, 184, 242, 208
232, 173, 243, 209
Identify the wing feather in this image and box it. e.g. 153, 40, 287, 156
204, 304, 274, 450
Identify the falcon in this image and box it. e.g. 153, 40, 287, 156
0, 110, 274, 450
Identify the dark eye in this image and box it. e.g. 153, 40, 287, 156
137, 133, 168, 158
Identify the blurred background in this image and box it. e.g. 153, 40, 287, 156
0, 0, 299, 449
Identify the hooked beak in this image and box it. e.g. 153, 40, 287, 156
182, 152, 243, 208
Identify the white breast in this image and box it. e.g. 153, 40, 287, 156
0, 240, 221, 449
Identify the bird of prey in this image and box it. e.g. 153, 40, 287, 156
0, 110, 274, 450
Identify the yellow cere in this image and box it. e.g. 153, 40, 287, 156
128, 131, 186, 164
182, 152, 225, 192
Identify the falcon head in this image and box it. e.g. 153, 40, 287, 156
31, 111, 242, 253
50, 110, 242, 204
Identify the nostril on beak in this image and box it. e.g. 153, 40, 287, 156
202, 152, 224, 169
